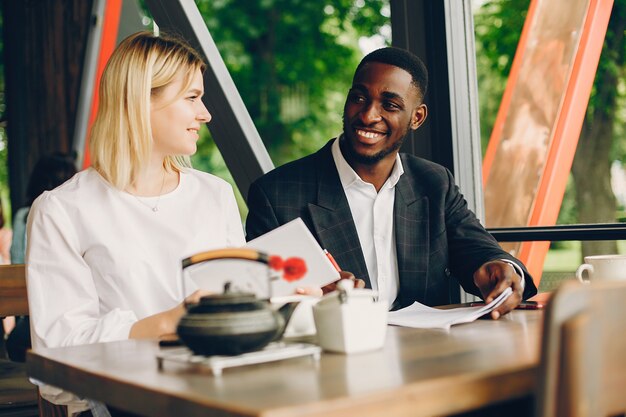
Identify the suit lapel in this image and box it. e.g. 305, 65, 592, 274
306, 142, 371, 287
394, 166, 429, 309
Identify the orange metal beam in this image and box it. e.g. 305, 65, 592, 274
519, 0, 614, 283
482, 0, 614, 287
82, 0, 123, 169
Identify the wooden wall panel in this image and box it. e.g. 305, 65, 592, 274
2, 0, 93, 213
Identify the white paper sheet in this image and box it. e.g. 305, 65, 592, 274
387, 287, 513, 329
185, 218, 340, 297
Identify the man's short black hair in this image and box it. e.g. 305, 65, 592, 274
354, 47, 428, 100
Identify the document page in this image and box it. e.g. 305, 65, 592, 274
185, 218, 340, 298
387, 287, 513, 329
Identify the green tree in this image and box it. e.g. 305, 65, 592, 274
193, 0, 389, 167
572, 2, 626, 257
474, 0, 626, 258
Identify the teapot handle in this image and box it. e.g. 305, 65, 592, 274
182, 248, 270, 270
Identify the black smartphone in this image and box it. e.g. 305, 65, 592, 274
515, 300, 544, 310
470, 300, 544, 310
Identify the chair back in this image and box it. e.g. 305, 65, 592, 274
536, 279, 626, 417
0, 263, 39, 417
0, 264, 28, 317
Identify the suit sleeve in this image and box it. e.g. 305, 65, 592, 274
442, 169, 537, 299
245, 180, 281, 241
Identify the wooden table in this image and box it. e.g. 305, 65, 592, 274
27, 310, 542, 417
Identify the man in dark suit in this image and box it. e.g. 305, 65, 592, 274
246, 47, 537, 317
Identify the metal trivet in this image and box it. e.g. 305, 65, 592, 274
156, 342, 321, 376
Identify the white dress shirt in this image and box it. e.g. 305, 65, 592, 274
331, 138, 401, 308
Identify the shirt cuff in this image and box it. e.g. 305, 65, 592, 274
501, 259, 525, 289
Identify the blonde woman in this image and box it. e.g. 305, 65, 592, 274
26, 31, 245, 415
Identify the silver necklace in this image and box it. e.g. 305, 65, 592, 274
132, 171, 166, 212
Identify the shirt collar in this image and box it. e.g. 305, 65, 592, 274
331, 135, 404, 190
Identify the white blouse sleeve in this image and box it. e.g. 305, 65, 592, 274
26, 193, 137, 348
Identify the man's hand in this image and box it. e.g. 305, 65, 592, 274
473, 261, 523, 319
296, 271, 366, 296
321, 271, 365, 294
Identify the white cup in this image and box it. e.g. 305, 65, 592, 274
575, 254, 626, 283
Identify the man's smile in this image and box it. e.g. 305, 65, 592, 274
354, 128, 387, 145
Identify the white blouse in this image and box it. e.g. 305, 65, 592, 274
26, 167, 245, 350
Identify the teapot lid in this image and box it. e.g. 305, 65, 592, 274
198, 291, 258, 306
195, 281, 261, 307
316, 279, 379, 308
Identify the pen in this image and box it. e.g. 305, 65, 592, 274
323, 249, 342, 272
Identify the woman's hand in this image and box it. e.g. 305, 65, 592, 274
129, 290, 212, 339
183, 289, 213, 305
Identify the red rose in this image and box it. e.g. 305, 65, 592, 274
268, 255, 284, 271
282, 257, 307, 282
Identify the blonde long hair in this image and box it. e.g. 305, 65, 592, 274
89, 31, 206, 190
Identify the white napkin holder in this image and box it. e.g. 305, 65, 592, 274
312, 280, 387, 354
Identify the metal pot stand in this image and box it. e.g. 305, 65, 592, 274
156, 342, 321, 376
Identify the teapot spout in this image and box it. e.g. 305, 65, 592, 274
271, 301, 300, 340
279, 301, 300, 323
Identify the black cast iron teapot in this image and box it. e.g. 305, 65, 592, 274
177, 248, 301, 356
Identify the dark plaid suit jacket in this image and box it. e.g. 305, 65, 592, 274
246, 139, 537, 308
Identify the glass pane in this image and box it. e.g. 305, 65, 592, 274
542, 240, 626, 291
474, 0, 626, 263
491, 240, 626, 292
482, 0, 588, 230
